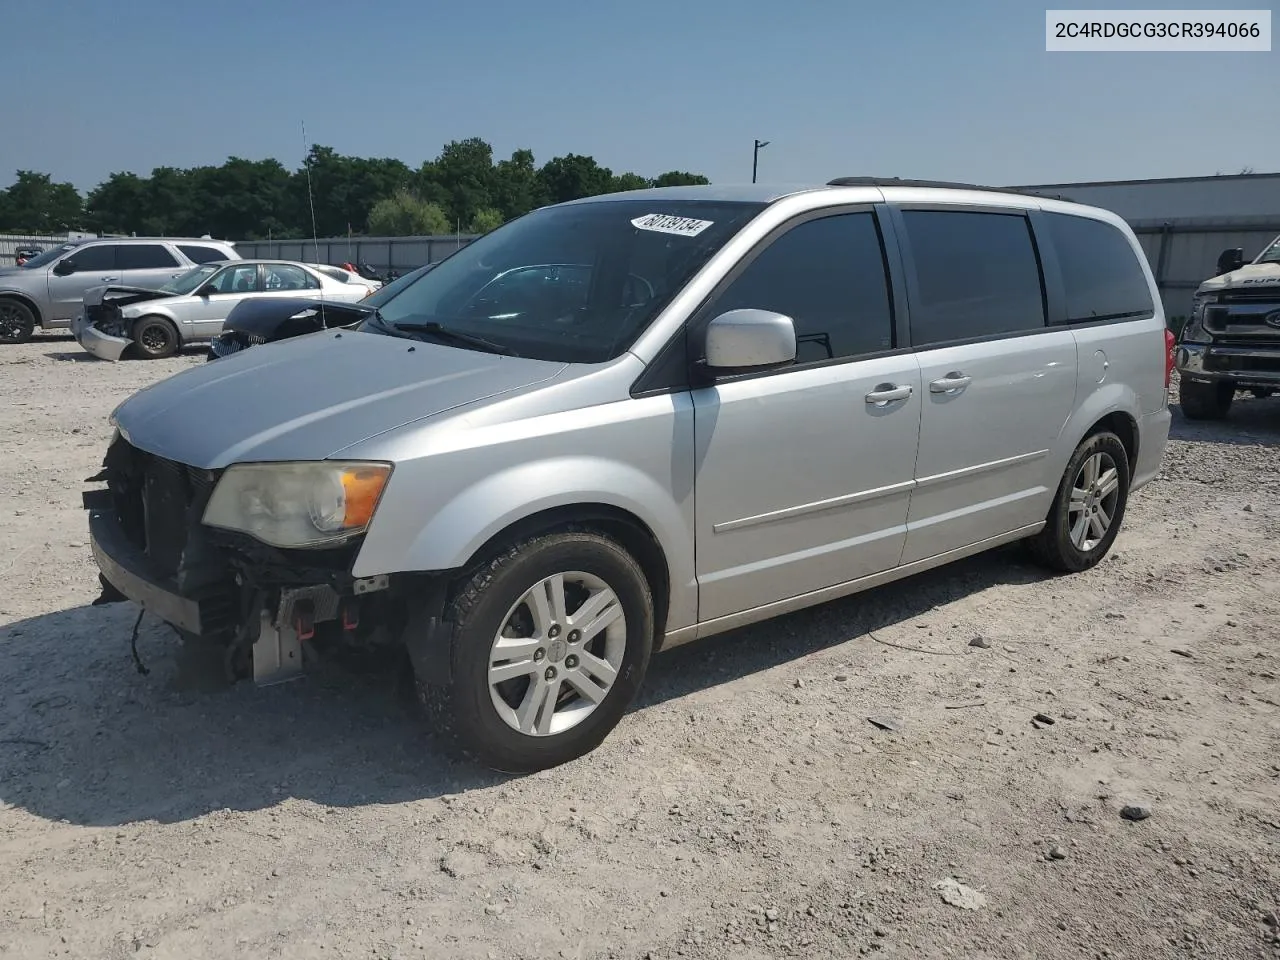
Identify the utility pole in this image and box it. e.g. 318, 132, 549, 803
752, 139, 770, 183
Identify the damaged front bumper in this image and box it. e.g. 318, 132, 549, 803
73, 311, 133, 361
84, 435, 403, 685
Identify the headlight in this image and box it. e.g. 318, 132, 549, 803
202, 461, 392, 548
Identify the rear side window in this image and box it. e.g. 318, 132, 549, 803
264, 264, 320, 290
710, 212, 895, 364
1043, 213, 1154, 323
118, 244, 179, 269
178, 244, 229, 264
901, 210, 1045, 347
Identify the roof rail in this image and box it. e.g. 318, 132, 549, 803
825, 177, 1069, 201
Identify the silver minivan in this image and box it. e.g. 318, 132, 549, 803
85, 181, 1172, 771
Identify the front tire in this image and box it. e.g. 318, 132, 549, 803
418, 530, 654, 773
1028, 431, 1130, 573
133, 316, 179, 359
0, 298, 37, 344
1179, 378, 1233, 420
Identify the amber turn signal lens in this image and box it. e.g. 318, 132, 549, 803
341, 465, 390, 529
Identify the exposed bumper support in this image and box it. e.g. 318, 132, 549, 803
86, 490, 207, 634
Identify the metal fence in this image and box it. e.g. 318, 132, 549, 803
231, 235, 480, 274
209, 217, 1280, 322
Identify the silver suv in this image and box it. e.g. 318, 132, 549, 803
0, 237, 239, 343
84, 181, 1172, 771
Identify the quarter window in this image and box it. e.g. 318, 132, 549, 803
117, 244, 180, 269
709, 212, 895, 364
178, 244, 230, 265
1043, 213, 1154, 322
901, 210, 1045, 346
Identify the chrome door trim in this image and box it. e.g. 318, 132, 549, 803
711, 479, 916, 534
913, 448, 1049, 490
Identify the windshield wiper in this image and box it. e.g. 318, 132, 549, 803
392, 320, 520, 357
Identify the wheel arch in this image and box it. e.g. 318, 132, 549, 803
132, 311, 184, 345
1061, 383, 1142, 479
0, 290, 44, 326
457, 503, 672, 640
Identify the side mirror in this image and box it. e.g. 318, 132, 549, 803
702, 309, 797, 372
53, 259, 76, 276
196, 283, 218, 297
1216, 247, 1245, 276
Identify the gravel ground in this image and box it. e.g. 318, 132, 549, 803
1, 335, 1278, 960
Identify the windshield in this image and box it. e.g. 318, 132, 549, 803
365, 199, 765, 362
1258, 235, 1280, 265
161, 264, 219, 295
363, 263, 434, 307
19, 243, 76, 269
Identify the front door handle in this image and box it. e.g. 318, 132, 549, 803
929, 372, 972, 393
100, 276, 119, 283
865, 383, 913, 406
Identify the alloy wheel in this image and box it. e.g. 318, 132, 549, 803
487, 571, 627, 737
1067, 451, 1121, 551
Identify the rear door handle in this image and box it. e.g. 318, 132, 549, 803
929, 372, 972, 393
865, 383, 913, 405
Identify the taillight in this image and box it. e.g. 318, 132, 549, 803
1164, 328, 1175, 388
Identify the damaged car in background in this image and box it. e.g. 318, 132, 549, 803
73, 260, 379, 361
208, 262, 435, 359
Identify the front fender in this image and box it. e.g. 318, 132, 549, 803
357, 455, 688, 571
353, 455, 697, 628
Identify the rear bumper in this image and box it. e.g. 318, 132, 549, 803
73, 314, 132, 362
1177, 342, 1280, 387
1131, 407, 1171, 494
85, 488, 217, 634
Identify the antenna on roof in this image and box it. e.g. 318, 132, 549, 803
301, 120, 326, 310
301, 121, 321, 265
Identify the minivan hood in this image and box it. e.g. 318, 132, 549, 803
1199, 261, 1280, 294
112, 330, 567, 469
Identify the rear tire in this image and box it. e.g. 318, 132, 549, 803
1028, 431, 1130, 573
1179, 378, 1233, 420
416, 530, 654, 773
0, 298, 36, 344
133, 316, 179, 359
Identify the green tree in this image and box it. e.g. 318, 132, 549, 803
492, 148, 547, 220
84, 171, 150, 234
143, 166, 196, 235
296, 146, 413, 236
0, 170, 82, 231
468, 207, 505, 234
653, 171, 710, 187
367, 190, 452, 236
421, 137, 496, 228
538, 154, 615, 205
189, 157, 295, 240
611, 172, 651, 192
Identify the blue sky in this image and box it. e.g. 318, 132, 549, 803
2, 0, 1275, 192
